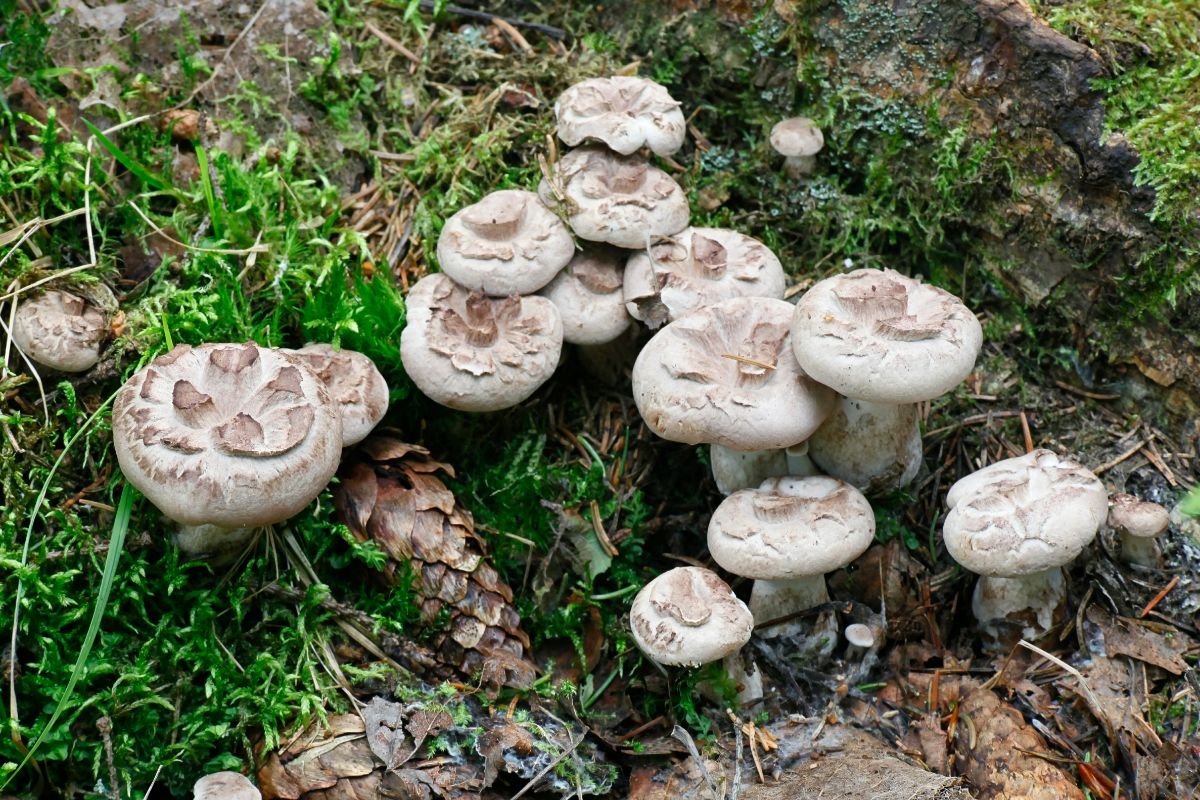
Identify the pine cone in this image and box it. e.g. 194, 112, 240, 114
333, 436, 537, 689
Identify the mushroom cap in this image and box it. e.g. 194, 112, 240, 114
623, 227, 786, 328
11, 289, 107, 372
538, 146, 689, 249
1108, 493, 1170, 538
194, 771, 261, 800
436, 189, 575, 295
400, 274, 563, 412
844, 622, 876, 649
808, 397, 922, 495
629, 566, 753, 667
283, 344, 389, 446
538, 245, 631, 345
943, 449, 1108, 577
555, 76, 687, 156
791, 268, 982, 404
770, 117, 824, 158
633, 296, 834, 451
112, 343, 343, 529
708, 476, 875, 580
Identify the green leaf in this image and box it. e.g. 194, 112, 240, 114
82, 118, 168, 191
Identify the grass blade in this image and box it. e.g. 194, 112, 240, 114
82, 118, 168, 191
193, 144, 223, 237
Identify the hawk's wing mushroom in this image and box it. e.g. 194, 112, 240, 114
769, 117, 824, 178
194, 772, 261, 800
555, 76, 686, 157
942, 449, 1107, 646
112, 343, 343, 558
400, 274, 563, 412
1108, 493, 1170, 566
793, 268, 982, 493
11, 288, 108, 372
283, 343, 389, 446
707, 476, 875, 638
539, 245, 631, 346
632, 296, 834, 492
436, 189, 575, 295
629, 566, 753, 667
538, 146, 688, 249
623, 227, 786, 328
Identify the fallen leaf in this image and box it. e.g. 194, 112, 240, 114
1087, 605, 1190, 675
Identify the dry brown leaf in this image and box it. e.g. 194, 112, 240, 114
953, 688, 1084, 800
1087, 605, 1191, 675
333, 436, 536, 689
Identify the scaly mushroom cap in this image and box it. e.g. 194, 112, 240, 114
943, 449, 1108, 577
436, 190, 575, 295
1107, 493, 1170, 539
194, 772, 261, 800
112, 343, 343, 528
769, 117, 824, 157
539, 245, 631, 345
633, 296, 834, 451
538, 146, 688, 249
400, 274, 563, 412
283, 343, 389, 446
629, 566, 753, 667
555, 76, 686, 157
623, 227, 786, 328
791, 269, 982, 404
708, 476, 875, 580
11, 289, 107, 372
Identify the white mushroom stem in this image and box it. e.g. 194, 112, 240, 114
174, 524, 256, 563
1119, 533, 1160, 567
809, 399, 922, 495
783, 154, 817, 178
710, 444, 788, 495
722, 652, 764, 707
972, 568, 1066, 642
749, 575, 829, 638
784, 441, 820, 477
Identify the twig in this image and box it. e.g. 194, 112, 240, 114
1053, 379, 1119, 401
96, 716, 119, 800
491, 16, 532, 52
364, 20, 421, 64
720, 353, 776, 370
421, 1, 568, 40
1019, 410, 1034, 453
1139, 576, 1180, 618
1018, 640, 1104, 717
671, 725, 721, 800
1092, 440, 1146, 475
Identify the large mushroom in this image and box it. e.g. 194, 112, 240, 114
436, 190, 575, 296
632, 296, 834, 493
1108, 493, 1171, 567
707, 476, 875, 639
538, 146, 689, 249
400, 274, 563, 412
942, 449, 1108, 645
769, 117, 824, 178
555, 75, 686, 157
792, 269, 982, 494
629, 566, 759, 700
623, 227, 786, 328
112, 342, 343, 559
11, 288, 108, 372
282, 343, 389, 446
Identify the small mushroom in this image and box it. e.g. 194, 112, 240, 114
436, 190, 575, 295
629, 566, 760, 701
623, 227, 786, 328
555, 75, 686, 156
11, 288, 107, 372
194, 771, 261, 800
538, 146, 689, 249
112, 343, 343, 558
942, 449, 1108, 645
844, 622, 876, 661
282, 343, 389, 446
538, 245, 631, 346
1108, 493, 1170, 567
400, 274, 563, 412
707, 476, 875, 639
808, 397, 923, 495
769, 117, 824, 178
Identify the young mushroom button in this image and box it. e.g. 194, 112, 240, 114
538, 245, 631, 346
942, 449, 1108, 644
193, 772, 261, 800
707, 476, 875, 636
282, 343, 389, 446
111, 343, 343, 548
769, 117, 824, 178
436, 189, 575, 296
11, 289, 108, 372
538, 146, 689, 249
1108, 493, 1171, 566
555, 76, 687, 157
629, 566, 753, 667
623, 227, 786, 328
400, 274, 563, 412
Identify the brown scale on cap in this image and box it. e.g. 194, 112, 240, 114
629, 566, 752, 667
539, 245, 631, 346
11, 288, 108, 372
112, 342, 343, 529
283, 343, 389, 447
555, 76, 686, 156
